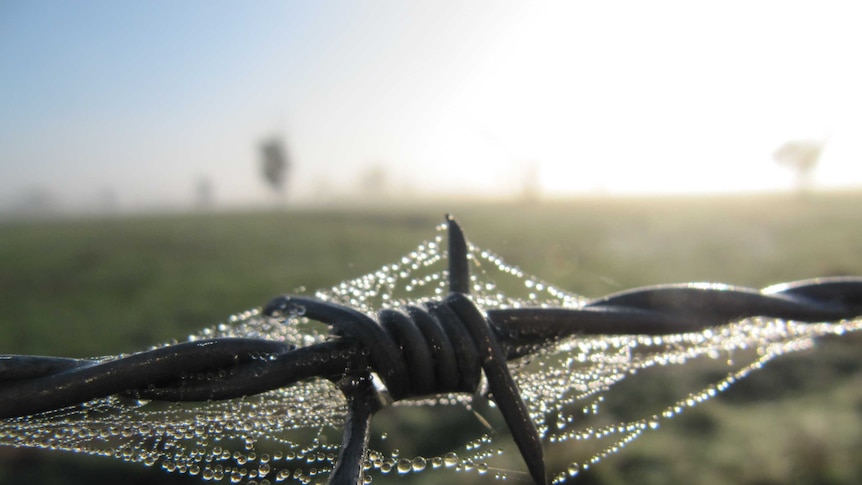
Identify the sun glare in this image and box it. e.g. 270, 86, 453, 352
405, 1, 862, 197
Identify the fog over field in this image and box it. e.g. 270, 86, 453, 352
2, 1, 862, 216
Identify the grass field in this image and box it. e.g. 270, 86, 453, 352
2, 193, 862, 484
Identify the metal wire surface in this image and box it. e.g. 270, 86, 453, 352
2, 216, 862, 485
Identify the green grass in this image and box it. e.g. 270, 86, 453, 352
2, 193, 862, 484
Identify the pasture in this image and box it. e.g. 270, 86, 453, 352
1, 193, 861, 484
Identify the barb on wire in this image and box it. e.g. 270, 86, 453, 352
2, 215, 862, 485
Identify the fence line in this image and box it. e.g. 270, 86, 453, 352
2, 215, 861, 484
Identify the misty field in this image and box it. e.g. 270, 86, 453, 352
1, 193, 862, 484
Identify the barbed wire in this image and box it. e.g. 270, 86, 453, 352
2, 215, 862, 485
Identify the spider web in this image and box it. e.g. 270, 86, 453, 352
1, 223, 861, 485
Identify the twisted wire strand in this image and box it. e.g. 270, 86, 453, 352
262, 291, 540, 485
491, 278, 862, 355
2, 216, 862, 485
7, 279, 859, 413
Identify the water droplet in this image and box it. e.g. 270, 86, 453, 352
443, 452, 459, 467
396, 458, 412, 474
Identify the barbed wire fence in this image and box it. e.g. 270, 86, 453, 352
2, 215, 862, 485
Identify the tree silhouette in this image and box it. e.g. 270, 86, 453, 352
260, 137, 290, 198
195, 176, 213, 209
773, 139, 823, 195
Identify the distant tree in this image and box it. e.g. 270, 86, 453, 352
359, 165, 388, 198
98, 188, 118, 213
520, 161, 540, 203
15, 187, 58, 216
773, 139, 823, 195
260, 137, 290, 198
195, 176, 213, 209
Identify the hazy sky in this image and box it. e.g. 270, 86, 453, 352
1, 0, 861, 211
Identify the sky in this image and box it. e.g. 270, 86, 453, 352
1, 0, 861, 212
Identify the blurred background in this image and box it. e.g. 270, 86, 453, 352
2, 0, 862, 214
2, 1, 862, 484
